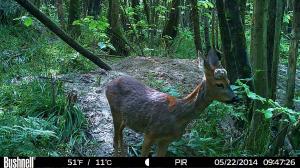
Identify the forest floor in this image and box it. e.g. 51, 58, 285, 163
61, 57, 300, 156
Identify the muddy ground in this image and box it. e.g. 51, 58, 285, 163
61, 57, 300, 156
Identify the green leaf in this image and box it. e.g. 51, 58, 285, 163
72, 20, 82, 25
88, 21, 97, 30
23, 16, 33, 27
207, 2, 214, 8
264, 108, 274, 119
288, 115, 296, 123
230, 85, 241, 90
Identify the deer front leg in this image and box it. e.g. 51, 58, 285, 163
141, 133, 154, 157
157, 140, 170, 157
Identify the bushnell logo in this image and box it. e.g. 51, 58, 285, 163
4, 157, 35, 168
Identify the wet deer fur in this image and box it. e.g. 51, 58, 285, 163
106, 49, 237, 157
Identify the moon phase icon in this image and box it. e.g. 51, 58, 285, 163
145, 158, 150, 166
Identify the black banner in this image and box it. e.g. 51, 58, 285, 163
0, 157, 299, 167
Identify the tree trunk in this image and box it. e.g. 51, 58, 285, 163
190, 0, 203, 54
132, 0, 140, 23
56, 0, 65, 29
285, 0, 300, 108
142, 0, 151, 25
215, 18, 219, 49
87, 0, 101, 18
15, 0, 111, 70
267, 0, 277, 98
162, 0, 180, 40
224, 0, 252, 82
68, 0, 81, 37
271, 0, 285, 100
216, 0, 235, 82
239, 0, 247, 25
203, 14, 211, 53
31, 0, 41, 9
246, 0, 270, 153
211, 9, 216, 49
180, 0, 190, 28
108, 0, 130, 56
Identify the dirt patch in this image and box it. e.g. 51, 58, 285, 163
62, 57, 299, 156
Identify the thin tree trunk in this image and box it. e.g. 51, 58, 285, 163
31, 0, 41, 9
215, 18, 219, 49
108, 0, 130, 56
211, 9, 216, 49
190, 0, 203, 54
15, 0, 111, 70
68, 0, 81, 37
216, 0, 235, 82
271, 0, 285, 100
267, 0, 277, 98
246, 0, 270, 153
56, 0, 65, 29
87, 0, 101, 18
224, 0, 252, 82
149, 0, 159, 55
266, 123, 289, 156
239, 0, 247, 25
203, 14, 211, 53
285, 0, 300, 108
132, 0, 140, 23
162, 0, 180, 40
142, 0, 150, 25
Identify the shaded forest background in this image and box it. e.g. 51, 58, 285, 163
0, 0, 299, 156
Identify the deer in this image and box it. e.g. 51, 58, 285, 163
105, 49, 238, 157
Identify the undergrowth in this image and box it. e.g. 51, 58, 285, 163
0, 79, 92, 156
0, 25, 97, 156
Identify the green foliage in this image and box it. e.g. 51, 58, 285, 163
146, 73, 181, 97
0, 25, 95, 156
197, 0, 214, 9
0, 0, 22, 23
0, 26, 95, 79
172, 28, 196, 58
0, 79, 90, 156
283, 11, 293, 24
236, 80, 299, 124
155, 5, 168, 21
13, 16, 33, 27
73, 16, 109, 39
0, 114, 58, 156
169, 101, 249, 156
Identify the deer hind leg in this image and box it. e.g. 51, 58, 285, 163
112, 110, 124, 156
141, 133, 154, 157
118, 122, 126, 156
157, 140, 170, 157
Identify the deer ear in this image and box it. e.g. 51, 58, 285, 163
205, 48, 220, 70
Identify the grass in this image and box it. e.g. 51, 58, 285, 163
0, 79, 92, 156
0, 24, 98, 156
168, 101, 252, 157
0, 25, 96, 81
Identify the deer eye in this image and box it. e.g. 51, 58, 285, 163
216, 83, 225, 89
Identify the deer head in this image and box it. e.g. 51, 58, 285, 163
202, 49, 238, 103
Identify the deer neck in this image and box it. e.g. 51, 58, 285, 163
176, 80, 213, 124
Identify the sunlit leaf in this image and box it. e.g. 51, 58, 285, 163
288, 115, 296, 123
264, 108, 274, 119
98, 42, 106, 49
22, 16, 33, 27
